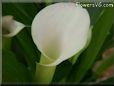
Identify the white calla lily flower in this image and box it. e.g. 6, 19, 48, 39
2, 15, 25, 37
32, 3, 91, 66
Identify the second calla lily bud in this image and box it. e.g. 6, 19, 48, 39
2, 15, 25, 49
2, 15, 25, 37
32, 2, 91, 66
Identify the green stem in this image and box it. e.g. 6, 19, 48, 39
2, 37, 11, 50
35, 54, 56, 84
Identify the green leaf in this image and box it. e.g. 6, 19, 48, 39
2, 49, 32, 83
99, 27, 114, 53
85, 27, 114, 82
67, 7, 114, 82
86, 7, 103, 25
52, 60, 72, 83
94, 26, 114, 62
12, 28, 40, 74
2, 37, 11, 50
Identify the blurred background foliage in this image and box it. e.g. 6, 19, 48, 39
2, 1, 114, 84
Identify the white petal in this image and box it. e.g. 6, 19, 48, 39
32, 2, 90, 66
2, 15, 25, 37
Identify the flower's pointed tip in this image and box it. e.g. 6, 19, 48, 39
3, 21, 25, 37
2, 15, 25, 37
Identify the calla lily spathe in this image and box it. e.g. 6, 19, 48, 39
2, 15, 25, 37
32, 2, 91, 66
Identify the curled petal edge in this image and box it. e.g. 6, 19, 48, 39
37, 28, 92, 67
